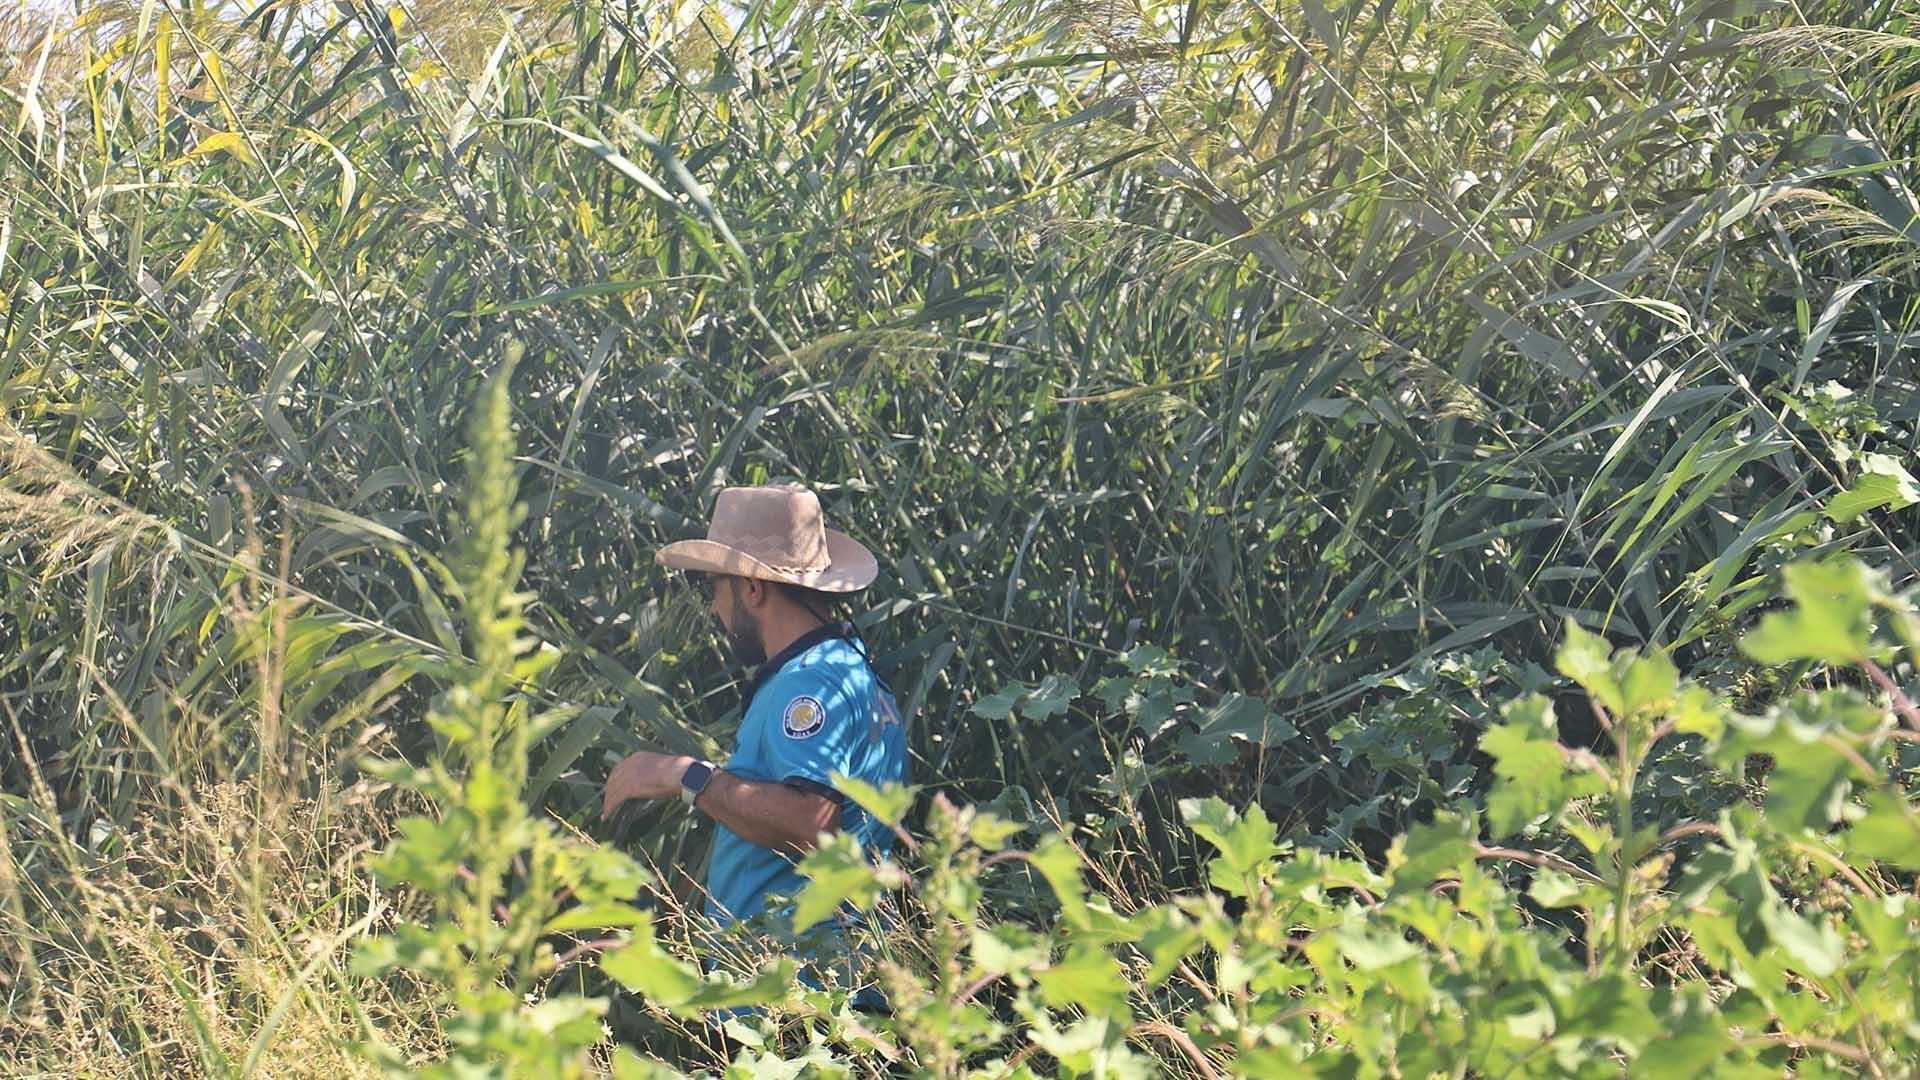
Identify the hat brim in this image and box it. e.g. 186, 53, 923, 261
655, 528, 878, 593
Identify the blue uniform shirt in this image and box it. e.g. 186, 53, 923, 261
705, 625, 906, 926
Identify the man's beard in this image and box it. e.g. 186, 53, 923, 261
722, 596, 766, 667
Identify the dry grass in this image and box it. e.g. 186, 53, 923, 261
0, 768, 438, 1079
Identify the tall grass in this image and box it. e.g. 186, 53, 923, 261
3, 0, 1919, 1072
6, 0, 1912, 820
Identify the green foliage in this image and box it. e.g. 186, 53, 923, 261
763, 563, 1914, 1077
6, 0, 1920, 1075
11, 0, 1920, 854
1480, 694, 1604, 839
1741, 559, 1895, 665
351, 357, 676, 1078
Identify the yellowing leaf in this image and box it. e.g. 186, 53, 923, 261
201, 49, 240, 132
297, 129, 358, 212
409, 59, 449, 87
155, 16, 171, 153
173, 130, 258, 168
165, 216, 226, 288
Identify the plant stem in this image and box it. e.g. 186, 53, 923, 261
1610, 704, 1635, 974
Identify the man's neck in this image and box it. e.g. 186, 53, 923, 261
755, 604, 834, 666
741, 610, 842, 706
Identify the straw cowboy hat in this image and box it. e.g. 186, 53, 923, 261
655, 485, 879, 593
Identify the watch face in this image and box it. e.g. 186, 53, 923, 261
682, 761, 714, 798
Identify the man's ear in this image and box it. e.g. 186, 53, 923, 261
738, 576, 769, 610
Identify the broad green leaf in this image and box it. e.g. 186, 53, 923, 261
464, 764, 511, 816
1759, 737, 1852, 833
1332, 924, 1420, 970
1179, 798, 1287, 895
1558, 974, 1659, 1045
1033, 943, 1130, 1014
970, 677, 1081, 722
970, 682, 1032, 720
966, 809, 1025, 851
1556, 621, 1625, 715
1619, 649, 1678, 718
1026, 1015, 1150, 1080
1670, 685, 1727, 738
1125, 678, 1191, 739
1180, 692, 1293, 765
560, 843, 652, 905
355, 756, 434, 793
545, 901, 651, 933
793, 831, 899, 929
1528, 868, 1584, 908
1555, 622, 1676, 718
1828, 453, 1920, 523
1028, 833, 1091, 929
1844, 789, 1920, 871
1121, 645, 1177, 675
1741, 559, 1884, 665
831, 773, 917, 828
1387, 811, 1476, 890
600, 919, 796, 1014
1634, 989, 1740, 1080
970, 923, 1046, 981
1492, 984, 1556, 1041
369, 814, 470, 887
524, 994, 607, 1044
1129, 906, 1201, 987
1019, 675, 1079, 720
1756, 900, 1844, 977
1479, 696, 1604, 838
1850, 894, 1917, 956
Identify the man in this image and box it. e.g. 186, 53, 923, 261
600, 484, 906, 938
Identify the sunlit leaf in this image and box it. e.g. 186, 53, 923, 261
1741, 559, 1886, 665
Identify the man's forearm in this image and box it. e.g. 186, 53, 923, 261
695, 769, 840, 856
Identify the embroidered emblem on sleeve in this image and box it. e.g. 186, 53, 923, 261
782, 695, 826, 739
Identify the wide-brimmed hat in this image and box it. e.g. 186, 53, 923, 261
655, 484, 879, 593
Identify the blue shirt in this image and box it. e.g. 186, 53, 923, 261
705, 626, 907, 926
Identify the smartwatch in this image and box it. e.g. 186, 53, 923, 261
679, 759, 717, 807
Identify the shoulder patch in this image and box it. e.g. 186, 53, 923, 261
782, 695, 827, 740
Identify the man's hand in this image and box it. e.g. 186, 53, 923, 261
602, 751, 696, 820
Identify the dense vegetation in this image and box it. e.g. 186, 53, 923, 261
3, 0, 1918, 1074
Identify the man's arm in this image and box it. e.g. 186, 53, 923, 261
697, 769, 840, 855
602, 751, 840, 856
